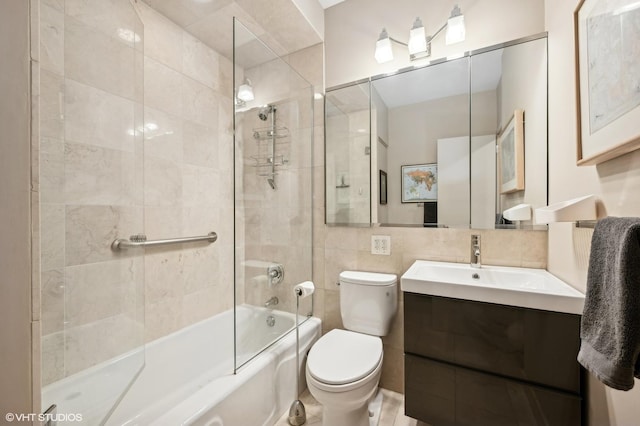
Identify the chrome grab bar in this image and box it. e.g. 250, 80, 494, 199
111, 232, 218, 251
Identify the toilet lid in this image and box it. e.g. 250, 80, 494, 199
307, 329, 382, 385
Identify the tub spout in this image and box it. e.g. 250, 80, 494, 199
264, 296, 279, 308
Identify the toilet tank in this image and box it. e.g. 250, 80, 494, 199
339, 271, 398, 336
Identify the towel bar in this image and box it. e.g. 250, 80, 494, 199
111, 232, 217, 250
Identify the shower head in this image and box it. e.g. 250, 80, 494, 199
258, 105, 274, 121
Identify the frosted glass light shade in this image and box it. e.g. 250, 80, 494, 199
445, 14, 465, 45
237, 83, 254, 102
375, 37, 393, 63
408, 24, 427, 55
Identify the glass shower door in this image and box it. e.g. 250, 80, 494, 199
39, 1, 145, 423
233, 18, 314, 369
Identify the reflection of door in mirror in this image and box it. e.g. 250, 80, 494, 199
373, 57, 470, 227
325, 83, 371, 225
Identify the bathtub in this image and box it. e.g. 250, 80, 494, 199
42, 305, 321, 426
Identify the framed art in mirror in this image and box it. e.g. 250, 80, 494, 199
575, 0, 640, 165
499, 109, 525, 194
401, 164, 438, 203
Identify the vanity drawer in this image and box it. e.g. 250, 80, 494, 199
405, 354, 582, 426
404, 292, 581, 393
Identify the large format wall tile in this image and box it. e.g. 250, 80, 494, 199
144, 57, 183, 117
65, 205, 141, 266
40, 1, 64, 75
64, 142, 136, 206
65, 17, 136, 100
65, 79, 136, 151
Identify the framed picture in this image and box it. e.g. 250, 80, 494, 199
379, 170, 387, 205
575, 0, 640, 165
498, 109, 525, 194
401, 163, 437, 203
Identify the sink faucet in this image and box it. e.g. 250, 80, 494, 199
471, 234, 481, 268
264, 296, 279, 308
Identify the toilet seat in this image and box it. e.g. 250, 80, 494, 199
307, 329, 382, 386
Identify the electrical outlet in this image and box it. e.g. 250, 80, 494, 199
371, 235, 391, 255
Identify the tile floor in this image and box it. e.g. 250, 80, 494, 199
274, 388, 428, 426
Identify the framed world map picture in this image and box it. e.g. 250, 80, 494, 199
401, 163, 438, 203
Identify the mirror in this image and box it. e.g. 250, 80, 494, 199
325, 34, 548, 229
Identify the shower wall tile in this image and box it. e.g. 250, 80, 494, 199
65, 0, 140, 48
183, 32, 220, 91
183, 245, 219, 294
41, 269, 65, 336
65, 16, 136, 100
145, 206, 183, 239
144, 155, 183, 207
40, 0, 64, 75
65, 79, 136, 151
182, 165, 219, 207
65, 205, 141, 266
64, 142, 136, 206
182, 287, 218, 326
144, 107, 184, 163
64, 314, 141, 375
183, 120, 218, 168
41, 203, 65, 271
41, 332, 65, 386
145, 295, 184, 342
64, 259, 135, 327
144, 57, 183, 117
42, 0, 64, 12
40, 137, 65, 204
137, 1, 184, 72
181, 76, 219, 126
40, 70, 64, 139
144, 249, 185, 304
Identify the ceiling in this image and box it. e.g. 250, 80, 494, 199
318, 0, 346, 8
373, 49, 504, 109
142, 0, 322, 68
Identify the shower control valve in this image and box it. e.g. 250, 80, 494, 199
268, 264, 284, 286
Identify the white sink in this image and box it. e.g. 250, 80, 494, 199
401, 260, 585, 314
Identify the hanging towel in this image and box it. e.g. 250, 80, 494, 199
577, 216, 640, 391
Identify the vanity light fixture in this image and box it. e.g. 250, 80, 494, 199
374, 4, 466, 64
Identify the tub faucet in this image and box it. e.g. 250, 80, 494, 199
471, 234, 481, 268
264, 296, 279, 308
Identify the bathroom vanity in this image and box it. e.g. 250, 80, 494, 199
401, 260, 585, 425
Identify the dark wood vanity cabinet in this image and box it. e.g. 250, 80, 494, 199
404, 292, 584, 426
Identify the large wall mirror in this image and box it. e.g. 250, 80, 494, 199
325, 34, 548, 229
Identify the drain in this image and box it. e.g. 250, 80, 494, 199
266, 315, 276, 327
472, 273, 480, 280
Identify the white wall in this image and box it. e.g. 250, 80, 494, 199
545, 1, 640, 424
324, 0, 545, 87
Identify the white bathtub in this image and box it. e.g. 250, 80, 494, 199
42, 305, 321, 426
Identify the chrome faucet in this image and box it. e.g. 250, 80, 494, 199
264, 296, 279, 308
471, 234, 481, 268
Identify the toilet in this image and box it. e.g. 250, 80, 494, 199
305, 271, 398, 426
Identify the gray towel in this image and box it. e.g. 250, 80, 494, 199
577, 216, 640, 391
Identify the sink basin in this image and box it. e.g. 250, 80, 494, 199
401, 260, 585, 314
